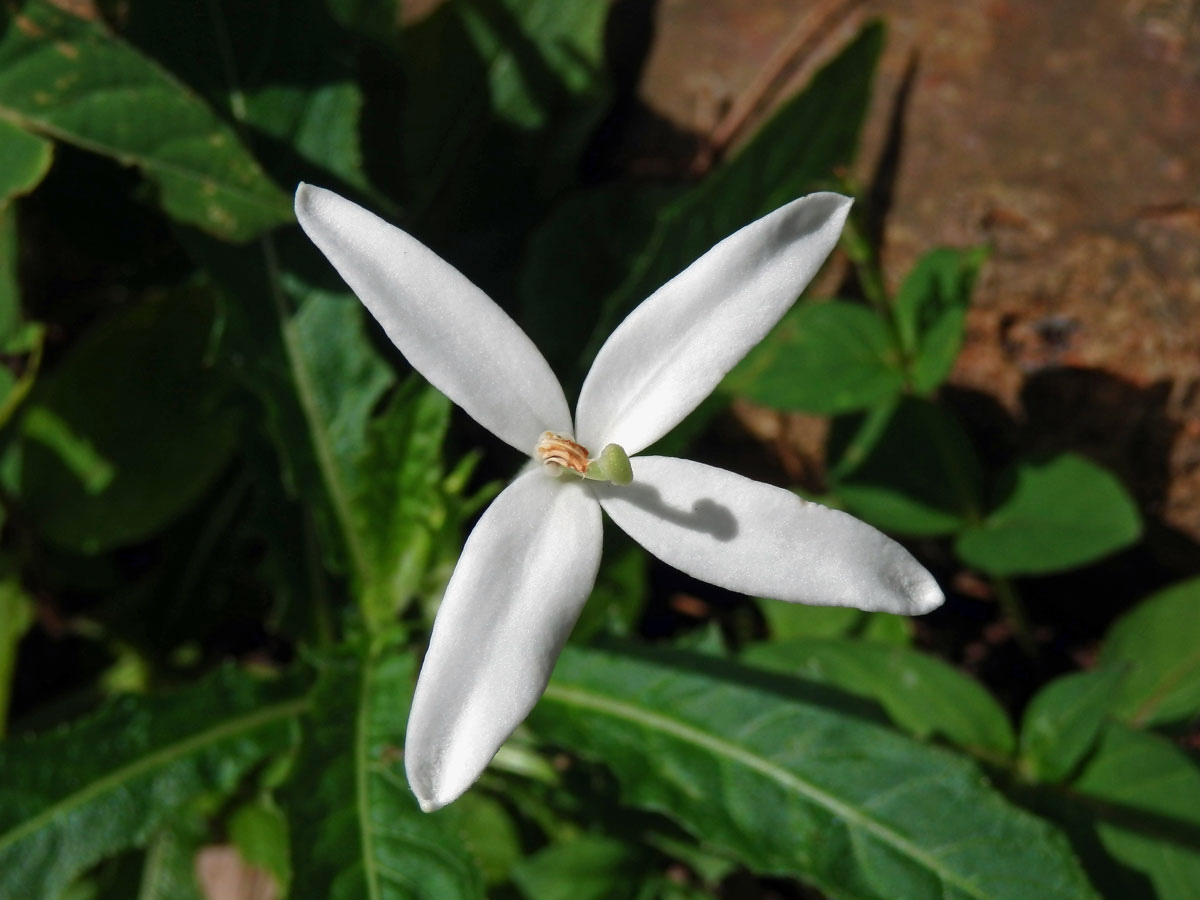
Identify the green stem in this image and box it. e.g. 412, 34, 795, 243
992, 576, 1037, 657
839, 211, 890, 314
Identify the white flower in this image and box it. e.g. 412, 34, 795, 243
294, 184, 944, 811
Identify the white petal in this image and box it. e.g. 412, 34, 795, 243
405, 469, 602, 811
295, 184, 572, 453
576, 193, 852, 455
595, 457, 943, 615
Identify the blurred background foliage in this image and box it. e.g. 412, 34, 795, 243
0, 1, 1196, 898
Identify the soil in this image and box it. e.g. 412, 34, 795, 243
622, 0, 1200, 560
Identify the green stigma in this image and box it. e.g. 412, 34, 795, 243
582, 443, 633, 486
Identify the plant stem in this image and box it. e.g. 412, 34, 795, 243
992, 575, 1038, 657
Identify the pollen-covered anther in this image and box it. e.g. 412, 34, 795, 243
535, 431, 590, 476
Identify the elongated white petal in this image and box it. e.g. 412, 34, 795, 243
406, 470, 602, 811
576, 193, 852, 455
596, 457, 942, 614
295, 184, 571, 453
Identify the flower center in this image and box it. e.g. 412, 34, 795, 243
536, 432, 590, 475
535, 431, 633, 486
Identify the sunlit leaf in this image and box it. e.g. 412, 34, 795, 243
726, 301, 905, 414
533, 645, 1096, 899
892, 246, 987, 393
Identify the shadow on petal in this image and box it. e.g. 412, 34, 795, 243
598, 481, 738, 541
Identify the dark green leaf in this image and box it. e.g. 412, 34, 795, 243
1070, 723, 1200, 900
533, 645, 1096, 899
892, 246, 987, 393
18, 288, 239, 552
1019, 667, 1125, 783
743, 638, 1015, 756
831, 396, 984, 536
583, 23, 885, 372
283, 641, 484, 900
137, 820, 207, 900
1099, 577, 1200, 728
519, 183, 683, 377
0, 1, 289, 240
119, 0, 370, 197
397, 0, 610, 285
571, 540, 649, 642
0, 570, 34, 737
726, 301, 904, 414
194, 230, 478, 631
0, 665, 308, 900
955, 454, 1142, 576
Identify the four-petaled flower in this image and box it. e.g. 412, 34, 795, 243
295, 184, 944, 811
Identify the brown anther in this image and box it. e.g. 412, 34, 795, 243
535, 431, 590, 475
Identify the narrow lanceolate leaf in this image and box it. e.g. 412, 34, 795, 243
0, 666, 309, 900
532, 645, 1098, 900
1099, 577, 1200, 728
584, 23, 885, 373
283, 642, 484, 900
0, 1, 290, 240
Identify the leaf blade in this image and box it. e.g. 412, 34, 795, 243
534, 645, 1097, 900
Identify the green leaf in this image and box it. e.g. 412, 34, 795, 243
892, 246, 987, 393
1070, 723, 1200, 900
830, 396, 984, 536
1099, 577, 1200, 728
0, 119, 51, 419
397, 0, 611, 284
584, 23, 885, 372
519, 183, 683, 377
137, 820, 207, 900
0, 1, 289, 240
17, 288, 240, 552
955, 454, 1142, 576
118, 0, 370, 196
228, 797, 291, 896
742, 638, 1015, 756
193, 230, 478, 631
0, 665, 308, 900
1019, 667, 1125, 783
512, 835, 658, 900
726, 301, 904, 414
0, 569, 34, 737
533, 645, 1096, 899
0, 118, 52, 206
437, 792, 522, 887
283, 641, 484, 900
758, 602, 911, 645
